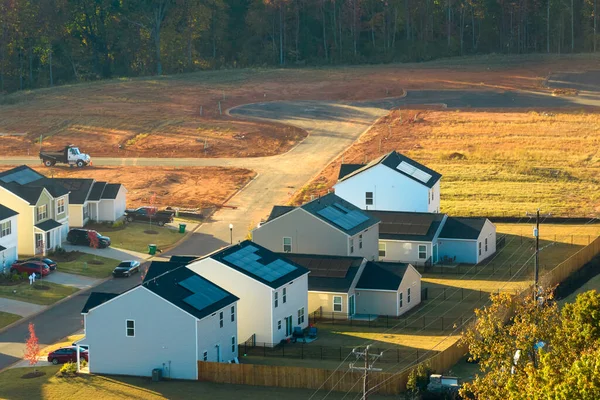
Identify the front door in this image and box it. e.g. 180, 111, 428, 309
46, 231, 52, 250
35, 233, 44, 255
349, 295, 355, 315
285, 316, 293, 336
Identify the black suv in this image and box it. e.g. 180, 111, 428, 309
67, 229, 111, 248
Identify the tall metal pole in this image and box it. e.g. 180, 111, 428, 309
534, 209, 540, 300
363, 345, 369, 400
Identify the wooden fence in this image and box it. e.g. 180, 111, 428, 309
542, 235, 600, 288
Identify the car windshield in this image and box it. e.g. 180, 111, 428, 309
71, 147, 80, 155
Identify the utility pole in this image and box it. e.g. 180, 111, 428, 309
350, 345, 383, 400
527, 209, 551, 300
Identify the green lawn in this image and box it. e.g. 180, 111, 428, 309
0, 281, 79, 305
0, 366, 390, 400
88, 222, 183, 253
0, 311, 21, 329
54, 252, 119, 278
559, 274, 600, 306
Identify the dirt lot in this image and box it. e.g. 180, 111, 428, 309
291, 108, 600, 216
2, 54, 599, 158
0, 165, 255, 209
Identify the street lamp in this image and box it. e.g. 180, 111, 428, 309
229, 224, 233, 244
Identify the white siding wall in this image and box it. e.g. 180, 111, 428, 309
334, 164, 431, 212
379, 239, 432, 266
0, 214, 18, 269
98, 199, 114, 222
84, 287, 198, 380
355, 290, 398, 316
397, 265, 421, 316
349, 224, 379, 261
428, 181, 441, 213
68, 204, 84, 227
477, 220, 497, 263
272, 274, 309, 344
197, 302, 238, 364
113, 187, 127, 220
187, 259, 274, 345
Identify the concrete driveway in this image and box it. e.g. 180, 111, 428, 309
44, 272, 101, 290
62, 244, 149, 262
0, 298, 45, 318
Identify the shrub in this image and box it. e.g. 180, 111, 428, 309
21, 272, 29, 281
11, 273, 22, 282
56, 362, 78, 378
111, 220, 125, 229
51, 247, 66, 256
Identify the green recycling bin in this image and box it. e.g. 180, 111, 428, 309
148, 244, 157, 255
179, 223, 187, 234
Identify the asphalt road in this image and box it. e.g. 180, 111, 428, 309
1, 74, 598, 372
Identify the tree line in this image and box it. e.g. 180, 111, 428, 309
0, 0, 598, 93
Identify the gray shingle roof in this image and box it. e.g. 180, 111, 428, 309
356, 262, 408, 291
0, 204, 18, 221
439, 217, 487, 240
88, 182, 107, 201
337, 151, 442, 189
82, 292, 119, 313
367, 210, 445, 242
35, 219, 63, 232
101, 183, 122, 200
282, 253, 363, 293
0, 166, 69, 204
301, 193, 379, 236
266, 206, 295, 222
53, 178, 95, 204
338, 164, 364, 180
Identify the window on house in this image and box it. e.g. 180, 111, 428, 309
297, 307, 305, 325
283, 288, 287, 304
349, 238, 354, 254
399, 292, 403, 308
428, 192, 431, 205
231, 306, 235, 322
485, 238, 488, 252
231, 336, 236, 353
219, 312, 224, 328
365, 192, 374, 206
479, 242, 482, 256
283, 237, 292, 253
0, 221, 11, 238
126, 320, 135, 337
274, 292, 278, 308
379, 242, 386, 257
278, 320, 282, 330
431, 191, 434, 201
203, 351, 208, 361
333, 296, 342, 312
37, 205, 47, 222
407, 288, 411, 304
57, 198, 65, 214
418, 245, 427, 259
359, 234, 363, 249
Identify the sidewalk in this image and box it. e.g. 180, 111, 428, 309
62, 244, 150, 262
44, 272, 102, 290
0, 298, 46, 318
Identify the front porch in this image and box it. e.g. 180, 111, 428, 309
34, 220, 64, 256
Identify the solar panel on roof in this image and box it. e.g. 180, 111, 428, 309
333, 203, 352, 213
0, 169, 42, 185
178, 276, 229, 312
223, 246, 298, 282
317, 206, 370, 231
396, 161, 432, 183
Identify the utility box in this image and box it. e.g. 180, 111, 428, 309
152, 368, 162, 382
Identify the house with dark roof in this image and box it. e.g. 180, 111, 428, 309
0, 204, 19, 268
0, 166, 70, 255
53, 178, 127, 226
334, 151, 442, 213
187, 241, 310, 346
79, 262, 239, 380
355, 262, 422, 316
366, 210, 495, 265
253, 193, 380, 261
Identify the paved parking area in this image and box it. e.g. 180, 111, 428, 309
44, 272, 101, 290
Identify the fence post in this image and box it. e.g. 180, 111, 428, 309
444, 288, 446, 300
386, 315, 389, 328
282, 342, 285, 357
461, 288, 464, 301
423, 316, 425, 328
416, 349, 419, 362
244, 342, 247, 356
479, 289, 482, 300
263, 343, 266, 357
301, 343, 304, 359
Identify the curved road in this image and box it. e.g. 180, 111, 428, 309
3, 82, 599, 255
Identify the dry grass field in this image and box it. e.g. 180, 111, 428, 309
292, 109, 600, 216
0, 165, 256, 210
2, 54, 600, 159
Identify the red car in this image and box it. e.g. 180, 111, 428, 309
10, 261, 50, 277
47, 346, 89, 365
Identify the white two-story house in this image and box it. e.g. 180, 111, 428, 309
0, 166, 69, 256
0, 204, 19, 270
188, 241, 310, 346
334, 151, 442, 213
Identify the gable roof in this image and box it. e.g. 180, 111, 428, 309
282, 253, 363, 293
0, 165, 45, 185
266, 206, 295, 222
143, 260, 183, 283
101, 183, 123, 199
169, 255, 199, 265
338, 164, 365, 180
356, 262, 408, 291
82, 292, 119, 313
210, 240, 310, 289
300, 193, 380, 236
0, 166, 69, 204
35, 219, 63, 232
439, 217, 488, 240
0, 183, 44, 205
367, 210, 445, 242
337, 151, 442, 189
0, 204, 18, 221
88, 182, 107, 201
53, 178, 95, 204
143, 266, 238, 320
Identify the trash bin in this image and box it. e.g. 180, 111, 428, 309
152, 368, 162, 382
148, 244, 157, 255
179, 223, 187, 234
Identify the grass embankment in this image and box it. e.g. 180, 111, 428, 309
88, 222, 183, 254
0, 282, 78, 305
292, 109, 600, 217
0, 311, 21, 329
0, 366, 387, 400
53, 252, 119, 278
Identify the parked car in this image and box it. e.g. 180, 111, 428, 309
124, 206, 174, 226
10, 261, 50, 277
24, 257, 57, 271
47, 346, 89, 365
112, 260, 141, 278
67, 229, 111, 248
